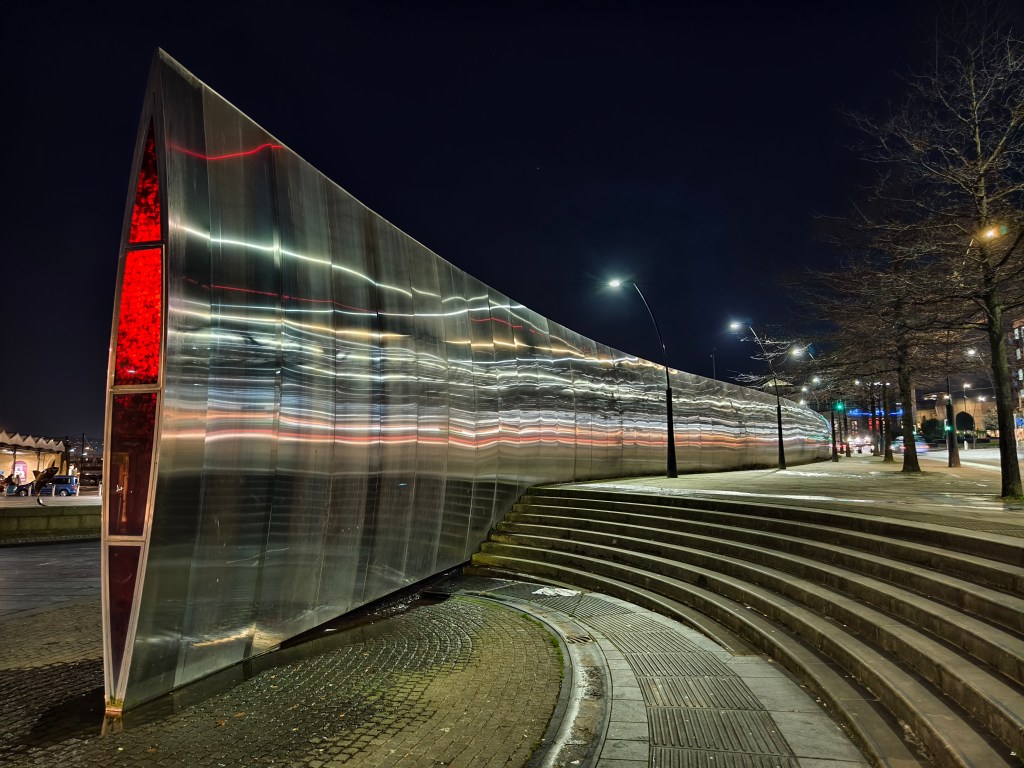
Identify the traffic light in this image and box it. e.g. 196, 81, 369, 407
944, 419, 952, 433
834, 401, 845, 412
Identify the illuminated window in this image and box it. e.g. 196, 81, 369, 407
128, 126, 161, 243
114, 248, 162, 385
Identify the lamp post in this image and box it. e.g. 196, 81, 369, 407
962, 383, 971, 449
730, 321, 786, 470
609, 279, 677, 477
945, 374, 961, 468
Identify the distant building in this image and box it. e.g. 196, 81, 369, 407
916, 390, 996, 438
1011, 320, 1024, 441
0, 432, 66, 483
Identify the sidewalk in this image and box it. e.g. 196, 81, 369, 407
581, 449, 1024, 538
3, 452, 1020, 767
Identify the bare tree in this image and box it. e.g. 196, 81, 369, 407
793, 202, 942, 473
847, 4, 1024, 496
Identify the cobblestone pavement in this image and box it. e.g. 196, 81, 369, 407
0, 595, 561, 768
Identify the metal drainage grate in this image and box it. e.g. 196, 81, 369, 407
564, 635, 593, 645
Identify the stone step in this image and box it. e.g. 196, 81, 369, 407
491, 528, 1024, 757
515, 495, 1024, 595
497, 516, 1024, 684
471, 546, 1016, 768
522, 488, 1024, 572
464, 557, 929, 768
486, 489, 1024, 765
507, 505, 1024, 636
486, 529, 1024, 759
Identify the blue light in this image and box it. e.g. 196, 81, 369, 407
848, 408, 903, 418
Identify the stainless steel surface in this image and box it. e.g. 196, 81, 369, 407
103, 50, 831, 710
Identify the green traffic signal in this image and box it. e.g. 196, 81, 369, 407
834, 401, 845, 412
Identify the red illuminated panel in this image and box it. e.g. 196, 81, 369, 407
128, 126, 161, 243
114, 248, 163, 385
107, 393, 157, 537
107, 545, 142, 684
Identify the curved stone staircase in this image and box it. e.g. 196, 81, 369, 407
467, 486, 1024, 768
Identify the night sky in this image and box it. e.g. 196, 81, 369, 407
2, 1, 949, 442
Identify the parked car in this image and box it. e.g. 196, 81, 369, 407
891, 436, 929, 454
13, 475, 80, 496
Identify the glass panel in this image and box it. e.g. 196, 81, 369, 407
128, 125, 161, 244
107, 393, 157, 536
113, 248, 163, 385
122, 68, 211, 710
107, 544, 142, 685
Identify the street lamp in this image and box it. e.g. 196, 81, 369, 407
730, 320, 786, 469
609, 279, 677, 477
800, 383, 820, 410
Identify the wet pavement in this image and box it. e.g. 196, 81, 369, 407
3, 449, 1021, 767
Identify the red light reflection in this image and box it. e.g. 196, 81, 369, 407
172, 142, 283, 161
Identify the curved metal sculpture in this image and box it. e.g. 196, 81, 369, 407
102, 50, 830, 712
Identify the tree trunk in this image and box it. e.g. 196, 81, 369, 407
882, 383, 895, 462
984, 290, 1023, 497
946, 393, 961, 467
870, 391, 879, 454
898, 344, 921, 472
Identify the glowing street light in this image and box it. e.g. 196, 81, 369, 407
609, 279, 677, 477
730, 320, 786, 469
